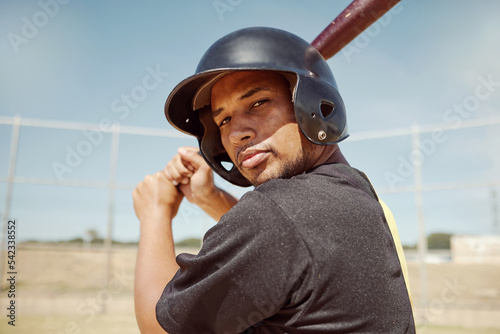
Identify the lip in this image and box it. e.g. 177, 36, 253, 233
239, 150, 270, 169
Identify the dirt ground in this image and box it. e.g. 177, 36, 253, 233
1, 245, 500, 333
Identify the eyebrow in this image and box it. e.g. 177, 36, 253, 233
239, 86, 270, 100
212, 86, 271, 118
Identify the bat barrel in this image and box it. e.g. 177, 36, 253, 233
311, 0, 401, 60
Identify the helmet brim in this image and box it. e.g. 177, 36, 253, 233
165, 69, 229, 139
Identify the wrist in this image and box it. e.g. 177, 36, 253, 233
197, 186, 223, 207
197, 187, 238, 221
139, 209, 175, 227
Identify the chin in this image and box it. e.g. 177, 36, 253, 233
241, 170, 267, 187
247, 169, 284, 187
243, 158, 305, 186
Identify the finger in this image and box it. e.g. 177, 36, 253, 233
174, 153, 196, 177
165, 157, 192, 185
178, 147, 200, 171
178, 147, 208, 170
179, 146, 199, 153
165, 160, 182, 185
164, 167, 183, 187
165, 164, 182, 185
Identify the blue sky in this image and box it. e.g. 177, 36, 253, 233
1, 0, 499, 245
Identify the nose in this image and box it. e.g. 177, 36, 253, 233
228, 115, 256, 146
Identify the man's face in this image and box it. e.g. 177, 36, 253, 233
210, 71, 317, 186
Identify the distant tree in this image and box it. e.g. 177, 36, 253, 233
86, 229, 99, 242
427, 233, 452, 249
68, 237, 84, 243
175, 238, 202, 248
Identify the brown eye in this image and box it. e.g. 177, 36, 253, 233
252, 99, 268, 108
219, 117, 231, 127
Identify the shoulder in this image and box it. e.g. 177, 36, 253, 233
257, 163, 374, 193
249, 163, 379, 214
214, 189, 297, 240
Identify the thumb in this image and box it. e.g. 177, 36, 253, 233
178, 147, 208, 171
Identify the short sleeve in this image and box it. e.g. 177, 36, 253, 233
156, 191, 312, 334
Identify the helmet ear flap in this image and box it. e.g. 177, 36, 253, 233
198, 106, 253, 187
320, 100, 336, 119
294, 76, 348, 145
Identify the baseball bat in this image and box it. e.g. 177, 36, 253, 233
311, 0, 401, 60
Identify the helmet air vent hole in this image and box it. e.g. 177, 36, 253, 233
311, 112, 316, 118
221, 161, 234, 172
320, 101, 336, 119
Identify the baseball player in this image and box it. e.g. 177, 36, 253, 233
133, 27, 415, 333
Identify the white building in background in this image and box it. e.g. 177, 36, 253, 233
451, 235, 500, 264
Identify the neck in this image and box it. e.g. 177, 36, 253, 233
312, 144, 349, 167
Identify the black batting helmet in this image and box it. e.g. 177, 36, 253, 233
165, 27, 348, 187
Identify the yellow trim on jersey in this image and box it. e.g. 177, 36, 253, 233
379, 199, 414, 309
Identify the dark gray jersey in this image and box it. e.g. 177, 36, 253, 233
156, 163, 415, 333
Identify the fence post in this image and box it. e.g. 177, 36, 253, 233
492, 187, 499, 233
102, 123, 120, 313
1, 115, 21, 285
412, 124, 428, 322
